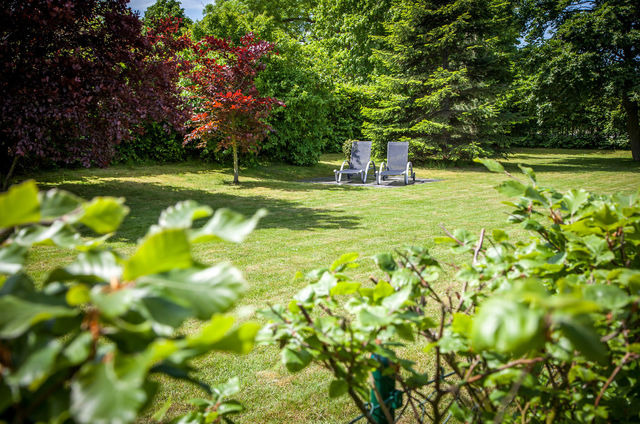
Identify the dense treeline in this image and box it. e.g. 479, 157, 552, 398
159, 0, 639, 163
1, 0, 638, 182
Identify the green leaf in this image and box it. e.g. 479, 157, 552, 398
282, 348, 312, 372
80, 197, 128, 234
39, 189, 82, 220
136, 263, 244, 319
330, 252, 359, 271
66, 284, 90, 306
310, 271, 337, 297
0, 294, 76, 338
373, 253, 397, 273
496, 180, 526, 197
141, 297, 192, 334
475, 158, 505, 173
390, 268, 420, 288
592, 203, 620, 230
212, 376, 241, 399
328, 379, 349, 398
517, 165, 536, 183
189, 208, 267, 243
48, 250, 122, 284
0, 180, 40, 229
91, 287, 138, 318
492, 229, 508, 243
70, 361, 147, 424
382, 285, 412, 311
123, 229, 192, 281
208, 322, 260, 354
6, 339, 62, 390
452, 313, 472, 334
554, 315, 608, 364
218, 399, 244, 415
471, 298, 545, 356
330, 281, 361, 296
563, 189, 590, 215
373, 280, 394, 301
583, 285, 629, 310
359, 306, 392, 327
396, 323, 415, 341
64, 332, 93, 365
0, 244, 27, 274
188, 315, 236, 346
524, 186, 549, 206
158, 200, 213, 229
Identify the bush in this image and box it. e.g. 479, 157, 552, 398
115, 122, 187, 164
323, 84, 371, 154
511, 133, 629, 150
262, 159, 640, 423
0, 181, 265, 423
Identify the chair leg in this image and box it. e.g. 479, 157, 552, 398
404, 173, 408, 185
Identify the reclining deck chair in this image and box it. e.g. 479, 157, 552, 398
334, 141, 376, 183
377, 142, 415, 185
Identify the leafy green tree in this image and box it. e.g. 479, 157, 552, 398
362, 0, 520, 161
311, 0, 392, 83
0, 181, 265, 423
144, 0, 193, 28
520, 0, 640, 160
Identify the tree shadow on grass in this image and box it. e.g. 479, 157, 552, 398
41, 180, 362, 243
506, 155, 638, 174
441, 154, 638, 175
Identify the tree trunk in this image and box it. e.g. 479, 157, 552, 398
1, 155, 19, 191
232, 141, 239, 184
622, 93, 640, 161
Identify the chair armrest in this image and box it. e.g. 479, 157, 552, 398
405, 161, 413, 175
379, 161, 387, 175
335, 160, 349, 173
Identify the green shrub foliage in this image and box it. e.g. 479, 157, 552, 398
115, 122, 187, 164
262, 161, 640, 423
0, 181, 265, 423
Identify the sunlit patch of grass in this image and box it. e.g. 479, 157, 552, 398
23, 149, 639, 423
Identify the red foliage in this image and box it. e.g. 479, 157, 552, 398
184, 33, 284, 154
0, 0, 190, 170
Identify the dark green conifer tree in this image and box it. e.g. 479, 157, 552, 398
363, 0, 520, 161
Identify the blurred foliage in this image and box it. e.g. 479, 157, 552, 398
0, 181, 265, 423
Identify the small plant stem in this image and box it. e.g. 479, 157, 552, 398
465, 357, 545, 385
473, 228, 485, 264
594, 351, 635, 408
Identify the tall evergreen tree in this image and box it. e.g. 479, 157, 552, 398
363, 0, 520, 161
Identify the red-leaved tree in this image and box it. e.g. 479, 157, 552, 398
0, 1, 190, 188
184, 33, 284, 184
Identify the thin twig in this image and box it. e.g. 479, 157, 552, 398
439, 224, 463, 246
594, 352, 635, 407
465, 357, 545, 385
473, 228, 485, 264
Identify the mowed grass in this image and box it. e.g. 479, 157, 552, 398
25, 149, 639, 423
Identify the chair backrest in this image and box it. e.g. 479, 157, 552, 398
387, 142, 409, 170
350, 141, 372, 170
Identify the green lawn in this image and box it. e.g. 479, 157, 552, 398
26, 149, 639, 423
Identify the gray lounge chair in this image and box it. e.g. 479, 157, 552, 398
376, 142, 415, 185
334, 141, 376, 183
